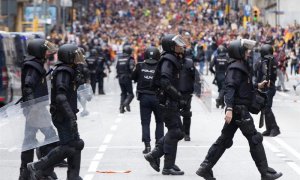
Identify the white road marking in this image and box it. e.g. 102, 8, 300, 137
110, 125, 118, 131
115, 118, 122, 123
84, 117, 122, 180
88, 161, 100, 172
103, 134, 113, 144
93, 153, 104, 161
98, 145, 108, 152
264, 140, 281, 153
265, 139, 300, 177
83, 174, 94, 180
287, 162, 300, 175
274, 137, 300, 160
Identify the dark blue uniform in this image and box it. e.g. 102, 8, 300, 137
132, 59, 164, 149
20, 57, 57, 180
85, 55, 98, 94
254, 56, 280, 136
97, 55, 110, 94
209, 53, 229, 108
116, 54, 135, 113
178, 58, 196, 140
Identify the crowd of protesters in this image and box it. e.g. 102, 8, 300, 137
47, 0, 300, 91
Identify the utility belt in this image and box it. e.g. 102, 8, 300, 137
136, 90, 156, 100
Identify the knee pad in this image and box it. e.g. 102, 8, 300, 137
251, 132, 263, 145
216, 134, 233, 149
69, 139, 85, 151
169, 128, 185, 140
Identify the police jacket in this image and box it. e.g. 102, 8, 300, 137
254, 56, 277, 88
178, 58, 195, 94
21, 57, 48, 101
132, 59, 158, 95
224, 60, 254, 108
85, 55, 98, 74
50, 64, 78, 119
209, 54, 229, 74
152, 52, 182, 101
116, 54, 134, 76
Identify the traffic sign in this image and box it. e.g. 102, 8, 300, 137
244, 5, 251, 17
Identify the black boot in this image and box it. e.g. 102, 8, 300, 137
162, 168, 184, 175
125, 105, 131, 112
143, 142, 151, 154
162, 154, 184, 175
196, 163, 216, 180
262, 130, 271, 136
119, 105, 125, 113
144, 153, 160, 172
184, 134, 191, 141
269, 129, 280, 137
67, 151, 82, 180
18, 166, 29, 180
261, 167, 282, 180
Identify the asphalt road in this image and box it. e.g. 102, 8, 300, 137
1, 69, 300, 180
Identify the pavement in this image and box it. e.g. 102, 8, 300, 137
1, 68, 300, 180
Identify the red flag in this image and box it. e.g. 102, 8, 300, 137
186, 0, 194, 5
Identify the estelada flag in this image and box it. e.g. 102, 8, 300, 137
186, 0, 194, 5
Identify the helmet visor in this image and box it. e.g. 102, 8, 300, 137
172, 35, 187, 47
74, 48, 86, 65
44, 40, 58, 55
241, 39, 256, 50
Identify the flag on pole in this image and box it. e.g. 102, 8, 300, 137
186, 0, 194, 5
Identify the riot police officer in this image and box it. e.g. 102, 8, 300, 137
209, 45, 229, 108
97, 47, 111, 95
144, 34, 186, 175
255, 44, 280, 137
196, 39, 282, 180
19, 39, 59, 180
86, 49, 98, 94
116, 45, 135, 113
179, 57, 196, 141
27, 44, 86, 180
132, 46, 164, 154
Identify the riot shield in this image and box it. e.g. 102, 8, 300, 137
200, 78, 212, 112
0, 95, 59, 152
0, 84, 93, 151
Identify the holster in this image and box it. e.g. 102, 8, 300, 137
233, 105, 247, 125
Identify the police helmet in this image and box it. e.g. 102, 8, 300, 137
228, 39, 256, 60
144, 46, 160, 61
27, 39, 57, 59
161, 34, 186, 54
58, 44, 86, 65
260, 44, 273, 58
90, 49, 98, 56
123, 45, 132, 56
217, 45, 227, 55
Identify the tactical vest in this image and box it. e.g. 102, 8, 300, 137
51, 65, 78, 113
227, 60, 253, 106
137, 60, 158, 94
85, 56, 98, 73
21, 58, 48, 99
116, 55, 131, 75
152, 53, 181, 92
215, 55, 229, 73
178, 58, 195, 94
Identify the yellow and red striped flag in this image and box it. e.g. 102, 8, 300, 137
186, 0, 194, 5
